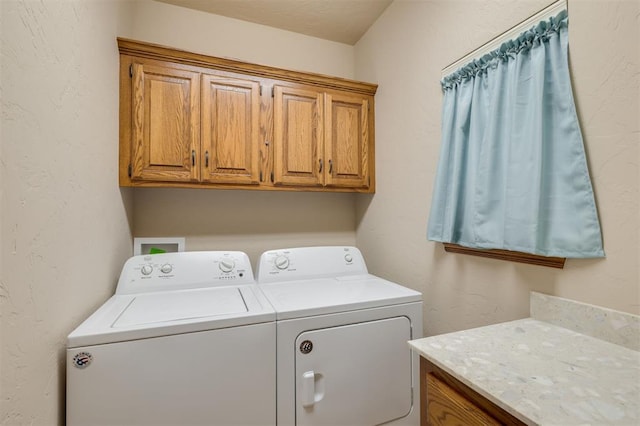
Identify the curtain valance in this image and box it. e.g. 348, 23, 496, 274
442, 10, 568, 90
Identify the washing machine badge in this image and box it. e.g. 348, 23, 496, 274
299, 340, 313, 354
73, 352, 93, 369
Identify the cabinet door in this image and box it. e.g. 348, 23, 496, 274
426, 373, 501, 426
201, 74, 261, 184
131, 62, 200, 182
273, 85, 324, 187
324, 93, 370, 188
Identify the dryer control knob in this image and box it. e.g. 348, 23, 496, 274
219, 259, 235, 273
274, 255, 290, 270
141, 265, 153, 276
160, 263, 173, 274
344, 253, 353, 263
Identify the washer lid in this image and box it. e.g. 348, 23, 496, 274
259, 274, 422, 320
67, 285, 275, 348
113, 287, 248, 328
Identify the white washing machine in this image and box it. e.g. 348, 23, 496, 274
256, 246, 423, 426
66, 251, 276, 426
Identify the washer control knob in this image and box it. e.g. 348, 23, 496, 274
274, 255, 290, 270
219, 259, 235, 273
345, 254, 353, 263
160, 264, 172, 274
141, 265, 153, 276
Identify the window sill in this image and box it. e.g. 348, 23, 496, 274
442, 243, 566, 269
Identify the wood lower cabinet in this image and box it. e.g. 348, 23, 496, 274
421, 358, 526, 426
119, 38, 376, 192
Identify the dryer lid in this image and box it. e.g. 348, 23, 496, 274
259, 274, 422, 320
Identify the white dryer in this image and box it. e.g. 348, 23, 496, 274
66, 251, 276, 426
256, 246, 423, 426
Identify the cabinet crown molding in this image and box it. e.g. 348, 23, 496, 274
117, 38, 378, 96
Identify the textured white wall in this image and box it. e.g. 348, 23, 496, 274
1, 3, 358, 423
0, 1, 134, 424
126, 1, 358, 265
133, 189, 357, 270
354, 0, 639, 336
2, 0, 637, 424
129, 0, 355, 78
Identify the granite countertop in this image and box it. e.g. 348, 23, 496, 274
409, 293, 640, 425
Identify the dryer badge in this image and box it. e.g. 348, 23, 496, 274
299, 340, 313, 354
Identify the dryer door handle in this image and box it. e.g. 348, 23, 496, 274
301, 371, 316, 407
301, 370, 325, 408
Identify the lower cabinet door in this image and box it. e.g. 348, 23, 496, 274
295, 317, 413, 426
426, 373, 500, 426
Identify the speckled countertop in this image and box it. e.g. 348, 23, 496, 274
409, 293, 640, 425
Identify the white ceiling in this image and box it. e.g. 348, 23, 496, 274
155, 0, 393, 45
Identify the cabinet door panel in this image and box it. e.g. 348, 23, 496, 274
131, 63, 200, 182
273, 85, 323, 186
201, 75, 260, 184
426, 373, 500, 426
324, 93, 369, 188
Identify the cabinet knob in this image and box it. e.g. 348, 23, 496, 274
319, 159, 323, 173
205, 151, 209, 168
328, 159, 333, 174
191, 150, 195, 166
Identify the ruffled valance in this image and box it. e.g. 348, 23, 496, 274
441, 10, 569, 90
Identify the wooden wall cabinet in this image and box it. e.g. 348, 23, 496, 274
325, 92, 370, 188
273, 86, 370, 189
421, 358, 526, 426
273, 85, 324, 187
130, 63, 200, 182
200, 74, 261, 185
119, 38, 377, 193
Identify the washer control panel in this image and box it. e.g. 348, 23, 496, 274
256, 246, 368, 284
116, 251, 255, 295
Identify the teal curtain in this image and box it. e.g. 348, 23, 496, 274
427, 11, 604, 258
